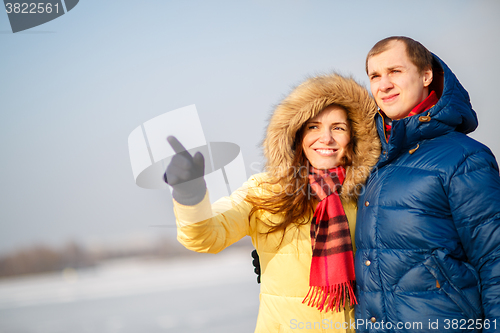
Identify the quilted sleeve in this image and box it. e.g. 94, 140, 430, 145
448, 148, 500, 331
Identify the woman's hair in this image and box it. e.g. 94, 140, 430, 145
244, 104, 354, 244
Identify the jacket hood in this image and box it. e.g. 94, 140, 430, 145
376, 53, 479, 168
264, 73, 381, 204
430, 53, 478, 134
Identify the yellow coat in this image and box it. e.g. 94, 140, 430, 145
174, 174, 357, 333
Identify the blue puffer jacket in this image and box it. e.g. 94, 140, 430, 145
355, 54, 500, 333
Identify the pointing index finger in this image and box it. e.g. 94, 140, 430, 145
167, 136, 188, 154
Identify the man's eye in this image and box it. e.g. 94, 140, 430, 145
370, 75, 379, 81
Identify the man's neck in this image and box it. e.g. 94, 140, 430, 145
407, 90, 438, 118
382, 91, 439, 142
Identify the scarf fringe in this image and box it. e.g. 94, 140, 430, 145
302, 281, 357, 312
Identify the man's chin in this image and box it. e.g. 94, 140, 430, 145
380, 107, 404, 120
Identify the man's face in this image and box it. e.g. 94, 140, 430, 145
367, 41, 433, 120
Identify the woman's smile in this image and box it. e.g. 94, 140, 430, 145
313, 148, 338, 156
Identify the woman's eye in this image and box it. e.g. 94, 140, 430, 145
308, 125, 318, 130
333, 126, 345, 131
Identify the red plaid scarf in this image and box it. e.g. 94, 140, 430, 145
303, 166, 357, 312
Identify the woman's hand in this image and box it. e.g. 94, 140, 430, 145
163, 136, 207, 205
251, 249, 261, 284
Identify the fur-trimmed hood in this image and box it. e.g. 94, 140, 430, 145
264, 73, 381, 204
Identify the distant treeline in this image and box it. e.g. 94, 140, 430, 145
0, 237, 253, 279
0, 242, 93, 278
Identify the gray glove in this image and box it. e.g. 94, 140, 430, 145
163, 136, 207, 206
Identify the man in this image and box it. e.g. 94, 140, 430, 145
355, 36, 500, 332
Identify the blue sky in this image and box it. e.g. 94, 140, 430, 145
1, 1, 499, 253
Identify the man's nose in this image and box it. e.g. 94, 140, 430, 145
379, 75, 393, 92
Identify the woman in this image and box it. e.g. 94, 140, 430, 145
164, 73, 380, 332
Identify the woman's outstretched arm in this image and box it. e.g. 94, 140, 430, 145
164, 136, 256, 253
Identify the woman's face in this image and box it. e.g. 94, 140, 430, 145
302, 105, 351, 170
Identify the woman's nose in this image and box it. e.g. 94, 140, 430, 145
318, 129, 334, 144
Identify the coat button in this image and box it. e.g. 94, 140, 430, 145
419, 115, 431, 122
364, 201, 370, 207
370, 317, 376, 323
365, 260, 371, 266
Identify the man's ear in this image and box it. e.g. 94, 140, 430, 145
423, 67, 433, 88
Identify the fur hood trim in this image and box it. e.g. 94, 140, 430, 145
264, 73, 381, 204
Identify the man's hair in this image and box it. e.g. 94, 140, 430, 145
365, 36, 433, 74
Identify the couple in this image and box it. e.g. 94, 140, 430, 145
164, 37, 500, 332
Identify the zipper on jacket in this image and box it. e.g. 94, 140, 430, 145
409, 143, 420, 155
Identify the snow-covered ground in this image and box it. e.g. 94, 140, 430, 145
0, 248, 260, 333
